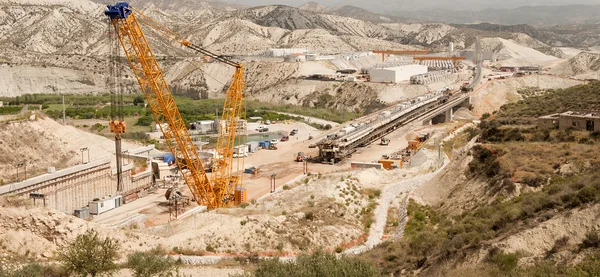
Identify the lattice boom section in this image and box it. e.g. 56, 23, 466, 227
110, 15, 219, 208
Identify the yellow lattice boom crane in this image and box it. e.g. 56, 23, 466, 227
105, 2, 246, 209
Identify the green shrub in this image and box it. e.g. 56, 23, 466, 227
581, 230, 600, 249
135, 116, 154, 126
0, 106, 21, 115
468, 145, 504, 178
577, 186, 599, 204
0, 263, 65, 277
488, 250, 519, 273
58, 229, 120, 277
305, 212, 314, 221
127, 247, 179, 277
231, 251, 383, 277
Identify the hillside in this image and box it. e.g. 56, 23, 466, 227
1, 0, 598, 100
360, 81, 600, 275
299, 2, 413, 24
477, 37, 560, 66
550, 52, 600, 78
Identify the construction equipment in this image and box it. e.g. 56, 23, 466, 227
373, 50, 430, 62
105, 2, 246, 209
296, 152, 306, 162
407, 132, 430, 150
378, 159, 402, 170
413, 56, 466, 69
244, 167, 259, 175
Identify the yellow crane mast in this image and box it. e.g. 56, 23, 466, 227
105, 2, 246, 209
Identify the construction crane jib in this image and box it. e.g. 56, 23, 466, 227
105, 2, 246, 209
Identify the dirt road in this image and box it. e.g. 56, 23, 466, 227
345, 155, 449, 255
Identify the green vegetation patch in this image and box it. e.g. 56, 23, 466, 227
497, 81, 600, 121
233, 251, 383, 277
0, 106, 21, 115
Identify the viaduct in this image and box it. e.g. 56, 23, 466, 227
0, 146, 155, 214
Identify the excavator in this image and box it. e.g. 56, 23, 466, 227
105, 2, 246, 209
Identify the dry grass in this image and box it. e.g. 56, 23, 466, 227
494, 142, 600, 184
0, 195, 33, 208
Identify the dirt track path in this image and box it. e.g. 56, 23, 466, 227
344, 159, 449, 255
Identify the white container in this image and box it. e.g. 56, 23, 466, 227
89, 196, 122, 215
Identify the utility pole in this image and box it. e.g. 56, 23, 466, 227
80, 147, 89, 164
15, 162, 25, 181
270, 173, 277, 193
537, 64, 541, 91
62, 95, 66, 124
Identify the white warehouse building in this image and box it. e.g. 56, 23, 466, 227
370, 64, 428, 83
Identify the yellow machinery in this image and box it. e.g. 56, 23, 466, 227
105, 2, 246, 209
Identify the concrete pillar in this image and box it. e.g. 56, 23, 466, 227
445, 108, 453, 122
54, 186, 58, 211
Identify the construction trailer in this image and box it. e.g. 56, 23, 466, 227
88, 195, 122, 215
246, 141, 259, 153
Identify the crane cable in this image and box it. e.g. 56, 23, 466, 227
132, 11, 240, 91
131, 7, 240, 68
107, 17, 124, 192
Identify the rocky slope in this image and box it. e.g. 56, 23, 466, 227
550, 52, 600, 77
1, 0, 597, 99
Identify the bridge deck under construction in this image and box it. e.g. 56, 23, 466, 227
313, 93, 470, 164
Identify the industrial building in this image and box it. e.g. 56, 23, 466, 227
419, 60, 455, 71
538, 111, 600, 131
410, 70, 454, 85
190, 119, 218, 133
265, 48, 308, 57
284, 53, 306, 62
369, 64, 428, 83
305, 54, 335, 61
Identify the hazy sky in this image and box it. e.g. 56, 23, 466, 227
221, 0, 599, 12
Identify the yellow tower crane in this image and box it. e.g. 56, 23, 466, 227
105, 2, 246, 209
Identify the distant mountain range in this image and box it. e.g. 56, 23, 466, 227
390, 4, 600, 26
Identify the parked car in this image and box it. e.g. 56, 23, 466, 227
265, 120, 271, 125
281, 136, 289, 142
257, 126, 269, 132
270, 139, 279, 145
